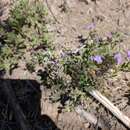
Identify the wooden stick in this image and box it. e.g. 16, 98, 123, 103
75, 106, 102, 127
89, 89, 130, 128
1, 79, 31, 130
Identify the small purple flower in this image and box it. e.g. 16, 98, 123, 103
127, 50, 130, 59
114, 53, 122, 65
87, 23, 96, 30
90, 55, 103, 64
106, 32, 112, 39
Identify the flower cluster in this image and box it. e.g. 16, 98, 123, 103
90, 50, 130, 65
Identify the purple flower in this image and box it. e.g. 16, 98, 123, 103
90, 55, 103, 64
127, 50, 130, 59
114, 53, 122, 65
87, 23, 96, 30
106, 32, 112, 39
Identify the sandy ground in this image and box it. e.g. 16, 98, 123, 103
1, 0, 130, 129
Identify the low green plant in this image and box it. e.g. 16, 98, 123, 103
62, 31, 122, 88
40, 31, 130, 110
0, 0, 50, 73
121, 62, 130, 71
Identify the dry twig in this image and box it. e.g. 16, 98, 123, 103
89, 90, 130, 128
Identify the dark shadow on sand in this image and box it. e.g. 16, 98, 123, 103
0, 79, 60, 130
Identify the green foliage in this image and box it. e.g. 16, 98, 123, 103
62, 31, 121, 90
0, 0, 50, 73
32, 49, 53, 65
82, 32, 120, 73
121, 61, 130, 71
39, 31, 124, 110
